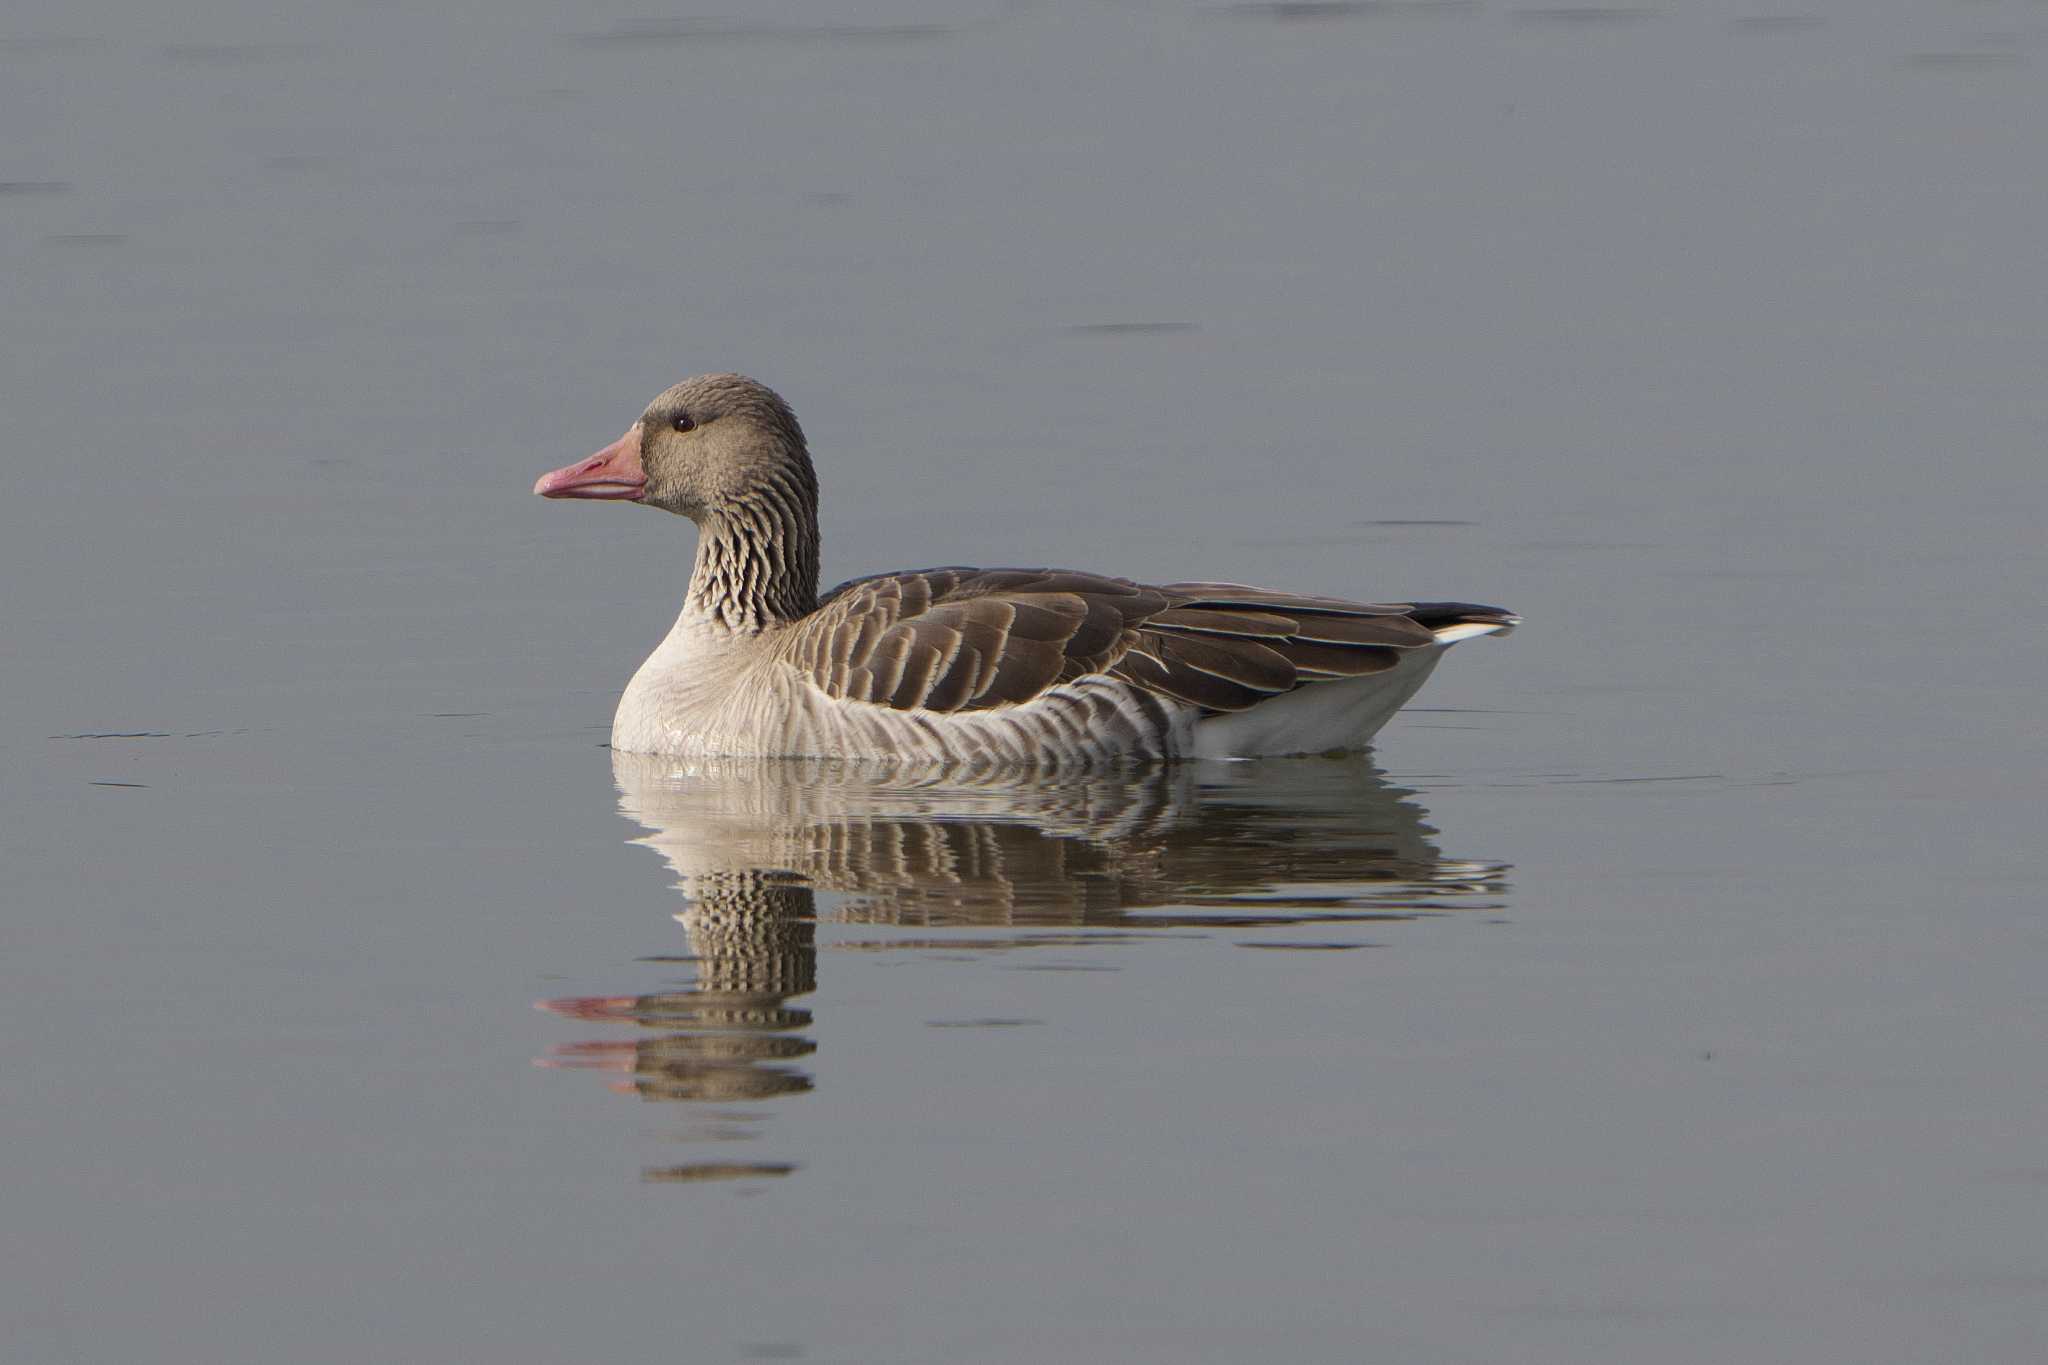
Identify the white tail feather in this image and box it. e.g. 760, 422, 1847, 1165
1428, 618, 1519, 645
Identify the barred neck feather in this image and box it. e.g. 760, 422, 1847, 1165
686, 466, 821, 631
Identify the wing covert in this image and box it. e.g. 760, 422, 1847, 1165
794, 569, 1448, 715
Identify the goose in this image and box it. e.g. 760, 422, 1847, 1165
534, 373, 1517, 763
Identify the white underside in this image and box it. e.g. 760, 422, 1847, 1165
1191, 616, 1515, 757
1189, 644, 1445, 758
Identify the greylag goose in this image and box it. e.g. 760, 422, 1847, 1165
534, 374, 1517, 763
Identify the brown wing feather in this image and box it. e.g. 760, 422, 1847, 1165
1276, 613, 1435, 648
1147, 607, 1299, 638
1266, 640, 1402, 678
1147, 634, 1295, 695
797, 568, 1447, 715
1110, 644, 1271, 712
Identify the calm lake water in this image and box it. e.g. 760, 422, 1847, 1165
5, 1, 2045, 1361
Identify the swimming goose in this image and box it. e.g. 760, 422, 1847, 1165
534, 373, 1517, 763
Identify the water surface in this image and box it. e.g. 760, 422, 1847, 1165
5, 1, 2046, 1361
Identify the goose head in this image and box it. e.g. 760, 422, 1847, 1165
533, 372, 812, 521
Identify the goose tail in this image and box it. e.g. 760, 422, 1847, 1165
1405, 602, 1522, 645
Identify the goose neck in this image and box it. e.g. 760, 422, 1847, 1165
684, 487, 820, 631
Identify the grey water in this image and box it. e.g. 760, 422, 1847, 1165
5, 0, 2046, 1360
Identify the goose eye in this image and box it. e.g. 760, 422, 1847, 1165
671, 413, 696, 433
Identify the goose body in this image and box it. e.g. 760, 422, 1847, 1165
536, 374, 1517, 765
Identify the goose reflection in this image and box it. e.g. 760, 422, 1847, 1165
539, 753, 1509, 1182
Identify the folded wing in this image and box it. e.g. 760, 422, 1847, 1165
792, 567, 1501, 715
